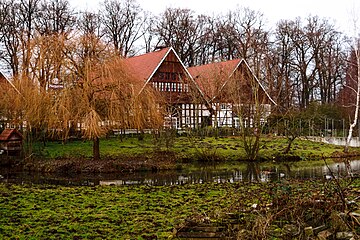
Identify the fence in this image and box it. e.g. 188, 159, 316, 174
308, 136, 360, 147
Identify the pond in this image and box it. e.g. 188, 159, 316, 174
1, 159, 359, 186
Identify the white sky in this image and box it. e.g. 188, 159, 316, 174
71, 0, 359, 36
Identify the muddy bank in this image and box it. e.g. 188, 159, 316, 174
3, 150, 360, 174
12, 151, 181, 174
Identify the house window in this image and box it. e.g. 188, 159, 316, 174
172, 83, 176, 92
159, 72, 164, 80
159, 82, 163, 91
172, 73, 177, 80
176, 117, 180, 128
221, 104, 231, 110
165, 82, 170, 91
184, 84, 189, 92
178, 83, 182, 92
164, 116, 177, 128
234, 118, 240, 128
165, 72, 171, 80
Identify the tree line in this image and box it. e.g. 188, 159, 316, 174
0, 0, 354, 112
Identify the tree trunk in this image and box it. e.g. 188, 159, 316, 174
93, 137, 100, 160
283, 136, 296, 154
345, 44, 360, 153
242, 126, 260, 161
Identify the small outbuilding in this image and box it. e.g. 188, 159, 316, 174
0, 129, 23, 156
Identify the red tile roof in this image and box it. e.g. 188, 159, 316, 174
188, 59, 241, 99
0, 129, 23, 141
188, 59, 276, 105
124, 47, 171, 82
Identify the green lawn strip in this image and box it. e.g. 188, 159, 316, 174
33, 136, 347, 161
34, 137, 156, 158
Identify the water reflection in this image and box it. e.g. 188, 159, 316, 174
0, 159, 359, 186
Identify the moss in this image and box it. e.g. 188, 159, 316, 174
3, 178, 359, 238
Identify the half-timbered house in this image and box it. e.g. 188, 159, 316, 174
124, 47, 209, 129
188, 59, 276, 128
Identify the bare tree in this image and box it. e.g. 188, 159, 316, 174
0, 0, 75, 81
155, 8, 195, 63
265, 20, 296, 112
307, 16, 345, 104
155, 8, 211, 67
141, 11, 156, 53
36, 0, 76, 35
223, 64, 271, 160
267, 16, 346, 112
77, 11, 103, 38
228, 8, 267, 63
30, 0, 76, 89
17, 0, 41, 78
0, 0, 22, 75
101, 0, 145, 57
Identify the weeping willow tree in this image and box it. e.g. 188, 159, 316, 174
0, 79, 17, 131
47, 55, 162, 161
0, 32, 72, 157
1, 33, 162, 161
0, 76, 53, 157
18, 31, 161, 160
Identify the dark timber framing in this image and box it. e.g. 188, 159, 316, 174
125, 47, 209, 129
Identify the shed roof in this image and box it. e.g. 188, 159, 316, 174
0, 129, 23, 141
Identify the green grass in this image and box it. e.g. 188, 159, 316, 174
260, 137, 345, 159
33, 135, 346, 161
0, 183, 232, 239
1, 178, 359, 239
34, 137, 157, 158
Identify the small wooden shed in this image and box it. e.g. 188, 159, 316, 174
0, 129, 23, 155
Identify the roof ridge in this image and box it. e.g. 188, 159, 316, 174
126, 47, 170, 60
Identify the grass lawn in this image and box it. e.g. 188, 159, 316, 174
33, 135, 347, 161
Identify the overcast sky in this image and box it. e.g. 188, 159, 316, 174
70, 0, 359, 36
